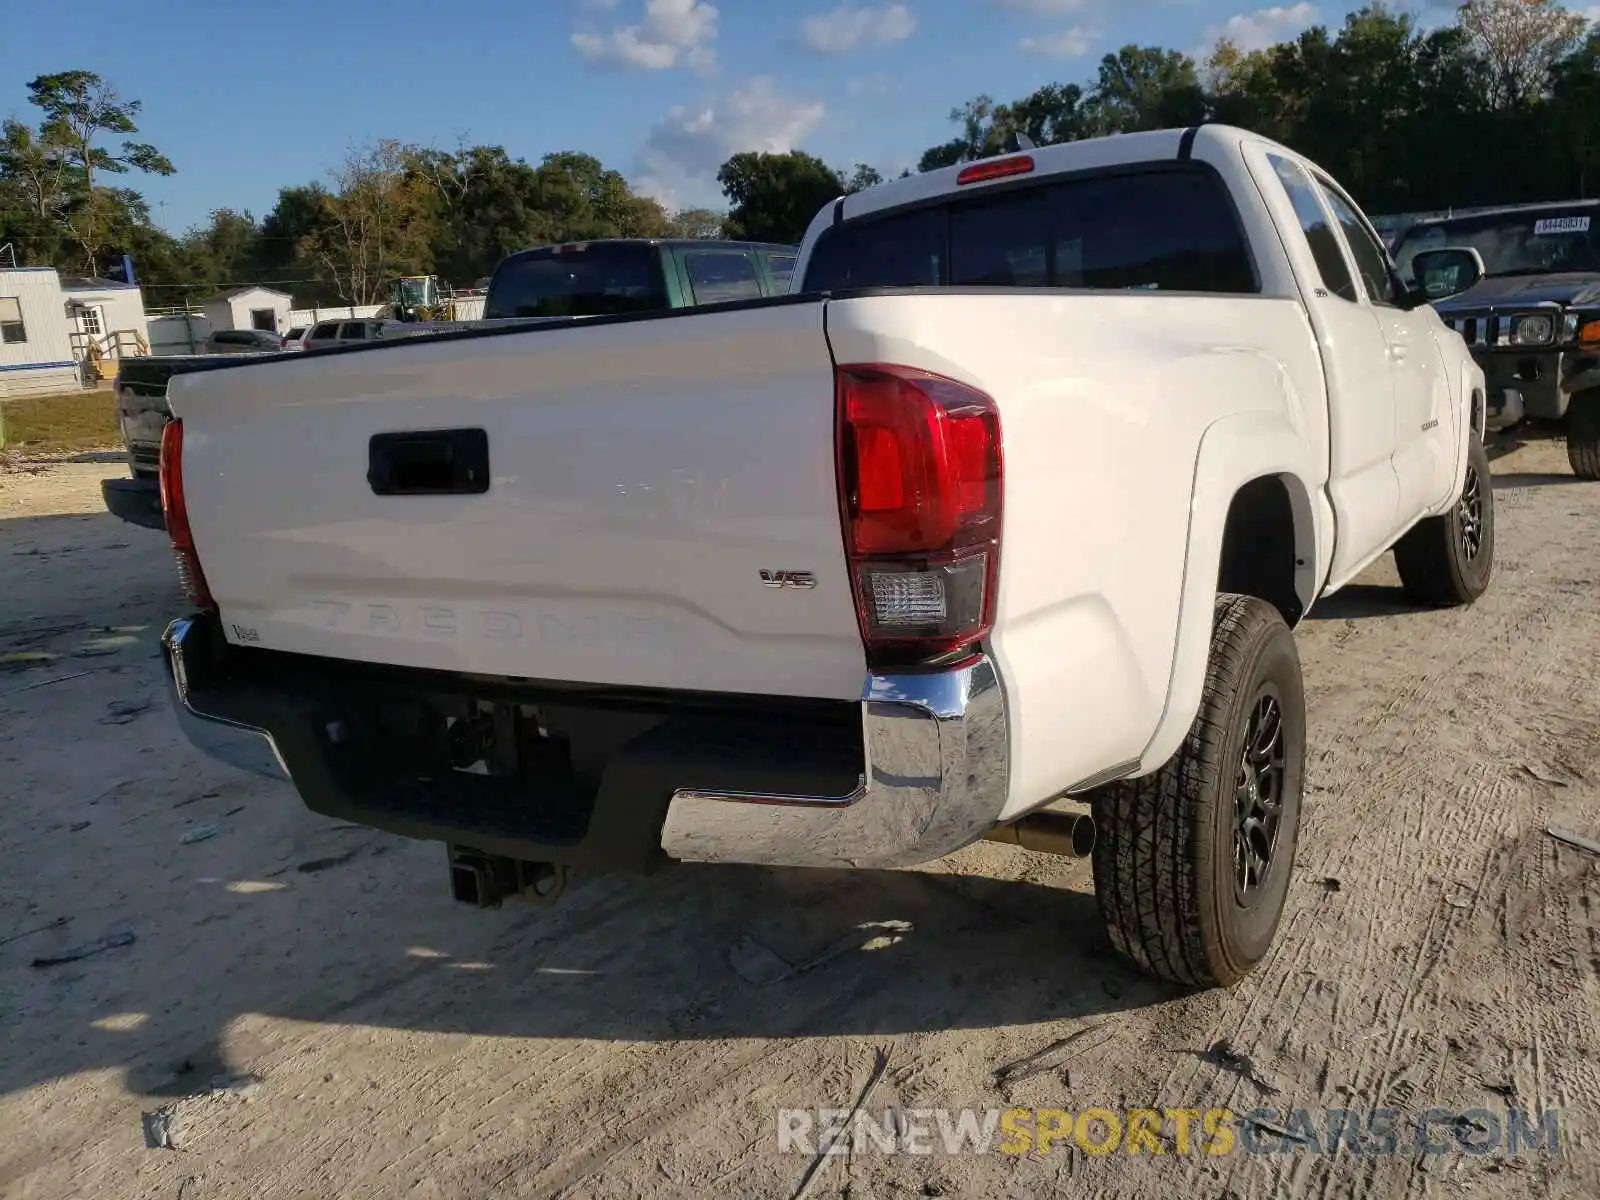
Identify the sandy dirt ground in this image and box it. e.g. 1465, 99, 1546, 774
1, 443, 1598, 1200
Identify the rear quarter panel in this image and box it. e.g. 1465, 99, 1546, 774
825, 291, 1328, 819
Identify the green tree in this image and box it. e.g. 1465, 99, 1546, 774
22, 70, 175, 271
534, 150, 670, 240
1549, 29, 1600, 195
916, 82, 1099, 171
0, 120, 73, 234
177, 208, 259, 292
253, 184, 334, 294
0, 124, 70, 266
918, 95, 1005, 170
844, 164, 884, 193
1084, 46, 1207, 133
407, 145, 544, 283
717, 151, 844, 243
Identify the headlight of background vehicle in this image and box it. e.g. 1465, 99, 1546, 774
1513, 313, 1555, 345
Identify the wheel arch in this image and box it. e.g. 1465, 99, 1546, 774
1135, 412, 1322, 776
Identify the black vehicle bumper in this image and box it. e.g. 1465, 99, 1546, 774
159, 614, 1011, 874
102, 475, 166, 531
1473, 349, 1600, 427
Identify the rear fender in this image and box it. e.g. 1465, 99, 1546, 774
1134, 411, 1322, 775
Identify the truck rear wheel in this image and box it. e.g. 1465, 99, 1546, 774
1392, 435, 1494, 606
1090, 594, 1305, 989
1569, 387, 1600, 480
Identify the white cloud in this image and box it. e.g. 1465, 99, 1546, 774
1019, 27, 1094, 55
1585, 4, 1600, 19
1202, 3, 1319, 53
572, 0, 718, 72
635, 77, 826, 209
801, 4, 917, 52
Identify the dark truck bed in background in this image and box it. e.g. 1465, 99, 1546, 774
106, 238, 803, 531
102, 353, 277, 530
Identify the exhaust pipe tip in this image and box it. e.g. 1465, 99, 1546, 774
1069, 812, 1095, 858
983, 809, 1095, 859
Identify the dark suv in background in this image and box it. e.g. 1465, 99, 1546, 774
1392, 200, 1600, 478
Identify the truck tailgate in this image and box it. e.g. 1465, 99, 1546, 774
171, 300, 868, 700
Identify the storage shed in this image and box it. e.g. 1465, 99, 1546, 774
203, 286, 291, 334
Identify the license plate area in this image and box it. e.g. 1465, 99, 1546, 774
317, 694, 604, 845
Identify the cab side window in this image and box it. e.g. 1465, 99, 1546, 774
1316, 179, 1399, 307
1265, 154, 1358, 303
765, 254, 796, 292
684, 251, 763, 304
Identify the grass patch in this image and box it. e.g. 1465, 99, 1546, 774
0, 391, 119, 454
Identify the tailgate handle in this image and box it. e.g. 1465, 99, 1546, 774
368, 429, 490, 496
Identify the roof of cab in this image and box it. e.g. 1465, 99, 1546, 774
831, 125, 1276, 227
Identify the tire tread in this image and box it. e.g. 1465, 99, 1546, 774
1091, 594, 1290, 988
1393, 436, 1494, 607
1570, 389, 1600, 481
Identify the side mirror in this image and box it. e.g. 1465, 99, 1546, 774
1408, 246, 1485, 304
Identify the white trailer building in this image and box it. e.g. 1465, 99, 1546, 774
0, 267, 150, 398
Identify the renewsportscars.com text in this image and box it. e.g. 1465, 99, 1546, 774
776, 1106, 1562, 1158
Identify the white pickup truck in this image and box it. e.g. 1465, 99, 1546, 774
157, 124, 1492, 989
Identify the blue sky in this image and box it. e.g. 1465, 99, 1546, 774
7, 0, 1397, 234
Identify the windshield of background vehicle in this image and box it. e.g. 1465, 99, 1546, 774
484, 244, 668, 319
1391, 207, 1600, 282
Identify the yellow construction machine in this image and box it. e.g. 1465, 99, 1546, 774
381, 274, 458, 322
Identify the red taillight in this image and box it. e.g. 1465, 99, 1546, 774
835, 364, 1002, 670
159, 419, 216, 612
956, 155, 1034, 186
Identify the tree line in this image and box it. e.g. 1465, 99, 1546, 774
3, 1, 1598, 307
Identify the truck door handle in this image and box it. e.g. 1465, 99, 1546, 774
368, 429, 490, 496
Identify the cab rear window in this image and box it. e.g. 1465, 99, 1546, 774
485, 244, 669, 319
802, 166, 1257, 295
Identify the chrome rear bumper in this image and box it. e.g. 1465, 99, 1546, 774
659, 657, 1009, 869
161, 617, 1011, 871
163, 618, 290, 780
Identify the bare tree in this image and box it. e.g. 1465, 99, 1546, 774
301, 140, 434, 304
1458, 0, 1589, 109
666, 207, 727, 238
